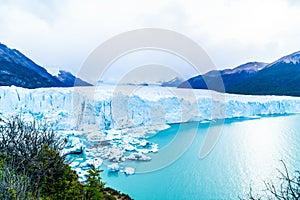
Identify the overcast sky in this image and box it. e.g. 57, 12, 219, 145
1, 0, 300, 81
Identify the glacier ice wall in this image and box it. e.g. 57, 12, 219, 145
1, 85, 300, 131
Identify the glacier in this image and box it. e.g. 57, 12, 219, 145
1, 85, 300, 126
1, 85, 300, 178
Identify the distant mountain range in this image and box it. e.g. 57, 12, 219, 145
179, 62, 268, 92
1, 42, 300, 96
161, 77, 184, 87
179, 51, 300, 96
0, 43, 91, 88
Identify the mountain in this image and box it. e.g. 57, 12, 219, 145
179, 50, 300, 96
179, 62, 268, 92
56, 70, 92, 87
0, 43, 63, 88
0, 43, 91, 88
161, 77, 184, 87
227, 51, 300, 96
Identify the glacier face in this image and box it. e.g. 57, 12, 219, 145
1, 85, 300, 178
1, 85, 300, 129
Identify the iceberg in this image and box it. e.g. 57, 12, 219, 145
62, 136, 85, 155
97, 145, 125, 162
79, 157, 103, 169
107, 163, 120, 172
125, 152, 151, 161
123, 167, 135, 175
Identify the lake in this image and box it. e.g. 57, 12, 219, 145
100, 114, 300, 199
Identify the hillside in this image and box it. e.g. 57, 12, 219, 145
0, 43, 91, 88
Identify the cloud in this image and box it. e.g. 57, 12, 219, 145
0, 0, 300, 79
287, 0, 300, 6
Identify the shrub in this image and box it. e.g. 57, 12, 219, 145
0, 115, 131, 200
0, 159, 30, 200
85, 166, 106, 200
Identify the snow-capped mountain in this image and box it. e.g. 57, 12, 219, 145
179, 62, 268, 92
0, 43, 56, 79
0, 43, 64, 88
270, 50, 300, 65
221, 62, 267, 75
56, 70, 92, 87
0, 43, 91, 88
228, 51, 300, 96
161, 77, 184, 87
180, 50, 300, 96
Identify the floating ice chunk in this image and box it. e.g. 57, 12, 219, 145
124, 167, 135, 175
69, 161, 80, 168
106, 134, 122, 140
136, 141, 158, 153
62, 143, 85, 155
62, 136, 85, 155
126, 152, 151, 161
65, 136, 81, 148
98, 145, 125, 162
122, 143, 136, 151
136, 149, 151, 154
108, 163, 120, 172
86, 131, 106, 142
80, 158, 103, 169
151, 143, 158, 153
129, 138, 141, 145
139, 139, 149, 147
93, 158, 103, 169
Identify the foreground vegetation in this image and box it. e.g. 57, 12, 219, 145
0, 116, 132, 200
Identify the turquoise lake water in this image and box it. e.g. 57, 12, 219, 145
101, 114, 300, 200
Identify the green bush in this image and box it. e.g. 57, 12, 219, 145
0, 157, 31, 200
0, 116, 132, 200
39, 147, 85, 199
